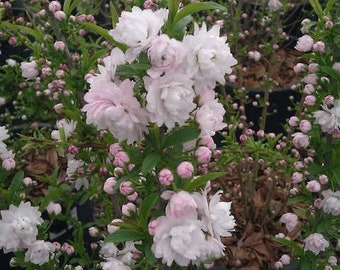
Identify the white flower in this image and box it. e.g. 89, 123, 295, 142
304, 233, 329, 255
51, 119, 77, 141
66, 158, 84, 179
0, 201, 43, 253
268, 0, 282, 11
192, 189, 235, 238
24, 240, 55, 265
280, 213, 298, 232
109, 6, 168, 62
147, 34, 185, 78
0, 126, 9, 155
144, 72, 196, 130
100, 241, 138, 266
101, 258, 131, 270
20, 60, 39, 79
151, 216, 207, 266
322, 189, 340, 216
182, 23, 237, 91
195, 99, 227, 136
313, 100, 340, 133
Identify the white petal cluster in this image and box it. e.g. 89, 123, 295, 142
0, 201, 43, 253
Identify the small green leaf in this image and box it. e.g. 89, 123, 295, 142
116, 61, 151, 77
81, 22, 127, 51
63, 0, 72, 14
139, 193, 159, 227
105, 229, 147, 243
8, 171, 24, 193
324, 0, 337, 15
185, 172, 226, 192
272, 237, 304, 257
110, 1, 120, 28
142, 153, 161, 175
308, 0, 323, 19
174, 2, 227, 26
163, 127, 200, 148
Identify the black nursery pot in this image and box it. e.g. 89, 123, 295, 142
224, 84, 302, 135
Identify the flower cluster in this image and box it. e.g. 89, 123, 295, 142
82, 6, 237, 144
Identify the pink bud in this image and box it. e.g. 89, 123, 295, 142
49, 1, 61, 12
148, 219, 159, 236
292, 172, 304, 183
53, 103, 63, 114
122, 203, 136, 216
195, 146, 212, 164
127, 192, 138, 201
53, 242, 61, 251
103, 177, 116, 195
2, 158, 15, 171
312, 41, 325, 53
324, 95, 334, 105
299, 120, 312, 133
54, 41, 65, 51
293, 63, 305, 73
67, 145, 78, 155
61, 243, 74, 255
176, 161, 194, 179
107, 219, 122, 233
113, 151, 129, 167
46, 202, 62, 215
8, 36, 17, 45
158, 168, 174, 186
279, 255, 291, 265
306, 180, 321, 192
319, 174, 328, 185
308, 63, 319, 73
54, 10, 66, 20
109, 143, 122, 156
88, 227, 99, 237
304, 95, 316, 106
22, 177, 33, 186
303, 84, 315, 94
119, 181, 134, 196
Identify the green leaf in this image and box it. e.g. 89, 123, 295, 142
272, 237, 304, 257
163, 127, 200, 148
185, 172, 226, 192
110, 1, 120, 28
324, 0, 337, 15
139, 193, 159, 227
116, 61, 151, 77
81, 22, 127, 51
142, 153, 161, 175
168, 0, 181, 21
105, 229, 147, 243
63, 0, 72, 14
174, 2, 227, 26
68, 0, 83, 15
308, 0, 323, 19
8, 171, 24, 193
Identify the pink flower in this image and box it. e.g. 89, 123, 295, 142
165, 191, 197, 219
319, 174, 329, 185
280, 213, 298, 232
54, 41, 65, 51
195, 146, 212, 164
158, 168, 174, 186
268, 0, 282, 11
109, 6, 168, 62
199, 135, 216, 150
148, 219, 159, 236
303, 233, 329, 255
147, 34, 185, 78
196, 99, 227, 136
83, 79, 149, 144
295, 35, 314, 52
313, 100, 340, 133
177, 161, 194, 179
103, 177, 117, 195
292, 132, 310, 148
101, 258, 131, 270
20, 60, 39, 79
322, 189, 340, 216
144, 73, 196, 130
306, 180, 321, 192
46, 202, 62, 215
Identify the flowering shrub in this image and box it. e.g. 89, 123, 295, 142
0, 0, 239, 269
